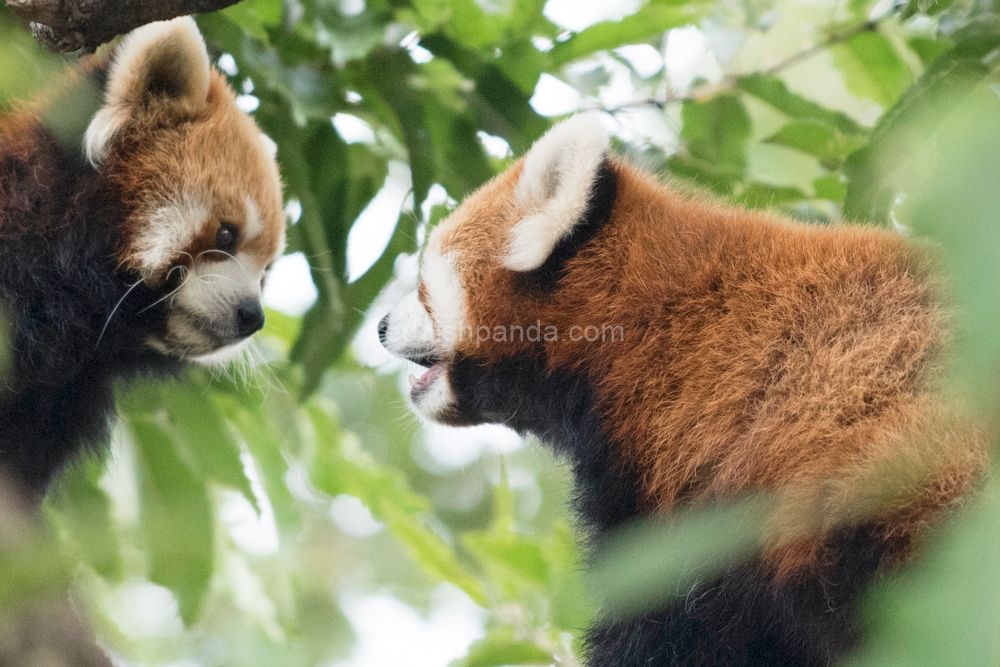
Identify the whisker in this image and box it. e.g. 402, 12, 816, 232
137, 265, 190, 314
95, 278, 145, 350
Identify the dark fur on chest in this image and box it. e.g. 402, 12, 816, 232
447, 355, 887, 667
0, 117, 177, 492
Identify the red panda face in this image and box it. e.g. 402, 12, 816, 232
85, 18, 285, 361
380, 114, 614, 424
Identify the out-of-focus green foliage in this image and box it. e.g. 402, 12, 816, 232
1, 0, 1000, 664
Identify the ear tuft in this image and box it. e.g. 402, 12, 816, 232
504, 113, 610, 272
85, 16, 210, 165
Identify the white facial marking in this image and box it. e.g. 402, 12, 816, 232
505, 112, 609, 272
155, 252, 266, 356
173, 253, 263, 319
135, 195, 211, 277
245, 197, 263, 239
415, 371, 457, 421
381, 290, 434, 359
420, 241, 466, 351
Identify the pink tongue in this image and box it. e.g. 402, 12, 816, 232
418, 365, 442, 385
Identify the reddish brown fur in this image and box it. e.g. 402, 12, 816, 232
103, 70, 283, 273
432, 159, 987, 574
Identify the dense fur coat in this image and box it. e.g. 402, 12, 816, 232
0, 18, 285, 492
380, 115, 987, 666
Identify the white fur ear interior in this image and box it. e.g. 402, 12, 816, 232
504, 113, 610, 272
85, 16, 210, 165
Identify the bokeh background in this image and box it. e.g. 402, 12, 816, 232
1, 0, 1000, 664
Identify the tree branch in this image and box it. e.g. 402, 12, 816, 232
5, 0, 244, 53
601, 19, 879, 114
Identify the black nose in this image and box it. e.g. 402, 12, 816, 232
378, 315, 389, 346
236, 300, 265, 337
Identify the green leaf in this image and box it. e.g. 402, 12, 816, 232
907, 36, 952, 65
156, 382, 257, 510
900, 0, 955, 20
218, 0, 283, 44
765, 120, 867, 168
362, 48, 437, 210
215, 386, 300, 534
420, 33, 549, 151
129, 417, 214, 625
832, 31, 914, 108
0, 522, 69, 610
456, 628, 553, 667
588, 498, 772, 616
850, 477, 1000, 667
737, 73, 867, 136
46, 456, 122, 581
813, 174, 847, 202
551, 0, 706, 65
669, 95, 751, 194
843, 16, 1000, 223
735, 183, 808, 209
893, 85, 1000, 411
306, 405, 486, 603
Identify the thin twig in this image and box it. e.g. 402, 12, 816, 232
603, 19, 879, 113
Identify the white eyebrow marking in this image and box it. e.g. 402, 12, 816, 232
135, 194, 210, 277
245, 197, 263, 239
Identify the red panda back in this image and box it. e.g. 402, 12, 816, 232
380, 113, 988, 666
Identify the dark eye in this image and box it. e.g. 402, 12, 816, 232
216, 222, 238, 254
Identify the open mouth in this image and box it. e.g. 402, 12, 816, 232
407, 356, 445, 398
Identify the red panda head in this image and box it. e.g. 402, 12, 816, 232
379, 113, 616, 423
85, 17, 285, 362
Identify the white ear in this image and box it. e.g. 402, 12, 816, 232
85, 17, 210, 165
504, 113, 610, 272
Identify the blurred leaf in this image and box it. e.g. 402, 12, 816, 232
46, 456, 122, 582
765, 120, 867, 168
217, 388, 301, 534
588, 498, 771, 617
737, 73, 867, 135
900, 0, 955, 20
833, 31, 914, 108
307, 405, 486, 603
362, 49, 437, 210
896, 84, 1000, 409
420, 33, 549, 151
0, 12, 62, 110
455, 627, 553, 667
409, 0, 503, 49
735, 182, 808, 209
381, 502, 488, 605
463, 465, 551, 596
814, 173, 847, 201
551, 0, 706, 65
129, 417, 214, 625
156, 382, 257, 511
907, 35, 952, 65
0, 524, 69, 610
669, 95, 751, 194
218, 0, 283, 44
843, 16, 1000, 223
850, 477, 1000, 667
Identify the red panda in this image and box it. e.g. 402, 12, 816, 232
379, 114, 988, 666
0, 17, 285, 493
